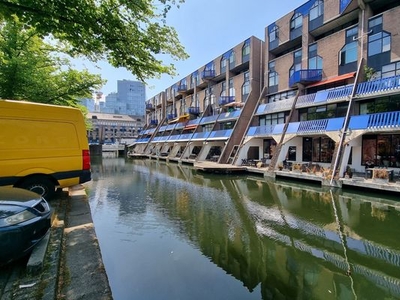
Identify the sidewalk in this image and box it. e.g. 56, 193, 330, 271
0, 185, 112, 300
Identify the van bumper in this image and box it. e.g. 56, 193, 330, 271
79, 170, 92, 184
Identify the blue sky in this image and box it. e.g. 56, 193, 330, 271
79, 0, 305, 99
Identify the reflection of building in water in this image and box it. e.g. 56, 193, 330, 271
126, 160, 400, 298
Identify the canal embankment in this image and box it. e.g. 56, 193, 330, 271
0, 185, 112, 300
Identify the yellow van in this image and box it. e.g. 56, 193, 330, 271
0, 100, 91, 199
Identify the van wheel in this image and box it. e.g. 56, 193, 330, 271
19, 177, 56, 200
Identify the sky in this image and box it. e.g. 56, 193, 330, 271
77, 0, 306, 99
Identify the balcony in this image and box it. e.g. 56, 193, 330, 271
289, 69, 322, 88
146, 103, 154, 111
201, 70, 216, 80
218, 96, 235, 106
176, 84, 187, 93
167, 113, 177, 120
150, 119, 158, 126
356, 75, 400, 97
188, 107, 200, 115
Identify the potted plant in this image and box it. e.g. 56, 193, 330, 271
293, 163, 302, 173
373, 168, 389, 183
277, 163, 283, 171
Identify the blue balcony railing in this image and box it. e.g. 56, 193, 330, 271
200, 115, 219, 124
207, 129, 233, 139
247, 125, 275, 137
201, 70, 216, 79
146, 103, 153, 110
289, 69, 322, 87
150, 119, 158, 126
356, 75, 400, 96
192, 132, 211, 140
176, 84, 187, 93
218, 96, 235, 106
349, 111, 400, 130
188, 107, 200, 115
167, 113, 177, 120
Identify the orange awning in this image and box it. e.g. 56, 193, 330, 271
224, 101, 244, 107
307, 72, 356, 88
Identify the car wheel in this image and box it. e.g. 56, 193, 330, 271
19, 177, 56, 200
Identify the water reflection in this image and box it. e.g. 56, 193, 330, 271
87, 157, 400, 300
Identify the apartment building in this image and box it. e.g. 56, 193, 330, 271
87, 112, 144, 144
135, 0, 400, 185
135, 36, 264, 159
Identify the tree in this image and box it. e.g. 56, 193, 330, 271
0, 0, 188, 81
0, 17, 104, 106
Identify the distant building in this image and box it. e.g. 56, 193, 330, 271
102, 80, 146, 116
87, 112, 145, 144
79, 97, 96, 113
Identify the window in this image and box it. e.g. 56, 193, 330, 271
268, 61, 279, 89
309, 0, 323, 21
229, 78, 235, 97
338, 26, 358, 66
368, 32, 391, 56
269, 25, 279, 42
242, 40, 250, 62
369, 16, 382, 29
290, 13, 302, 30
269, 72, 279, 87
362, 134, 400, 167
360, 95, 400, 114
261, 112, 285, 125
299, 103, 348, 120
312, 137, 335, 163
229, 52, 235, 67
339, 42, 357, 65
290, 49, 302, 77
191, 73, 199, 88
382, 61, 400, 78
221, 81, 226, 97
242, 81, 249, 100
221, 58, 227, 73
242, 71, 250, 101
308, 43, 323, 70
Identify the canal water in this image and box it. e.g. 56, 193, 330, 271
86, 157, 400, 300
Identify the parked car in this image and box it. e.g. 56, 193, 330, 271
0, 187, 51, 265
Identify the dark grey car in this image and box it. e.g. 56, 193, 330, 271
0, 187, 51, 265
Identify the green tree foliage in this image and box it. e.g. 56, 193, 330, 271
0, 17, 104, 106
0, 0, 188, 81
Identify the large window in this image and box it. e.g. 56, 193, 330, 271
290, 13, 302, 30
221, 58, 227, 74
381, 61, 400, 78
362, 134, 400, 167
308, 43, 323, 69
368, 31, 391, 57
260, 112, 285, 125
290, 49, 302, 77
312, 137, 335, 163
359, 95, 400, 114
339, 27, 358, 66
242, 71, 250, 101
242, 40, 250, 63
299, 103, 348, 121
309, 0, 323, 21
268, 61, 278, 88
269, 25, 279, 42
